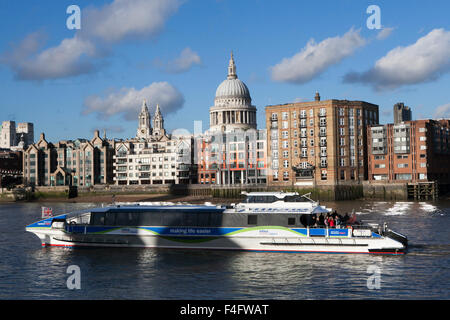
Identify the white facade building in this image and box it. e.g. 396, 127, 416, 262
113, 101, 196, 185
0, 121, 34, 149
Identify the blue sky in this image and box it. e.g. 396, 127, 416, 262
0, 0, 449, 142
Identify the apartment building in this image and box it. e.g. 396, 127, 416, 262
23, 131, 114, 186
112, 101, 197, 185
368, 119, 450, 183
265, 93, 379, 186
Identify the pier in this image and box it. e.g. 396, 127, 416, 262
407, 182, 438, 200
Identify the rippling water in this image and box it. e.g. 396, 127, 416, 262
0, 200, 449, 299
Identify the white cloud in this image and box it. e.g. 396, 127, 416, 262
344, 28, 450, 90
82, 82, 184, 120
376, 27, 395, 40
270, 28, 366, 84
155, 47, 201, 73
434, 103, 450, 118
1, 0, 181, 80
82, 0, 181, 43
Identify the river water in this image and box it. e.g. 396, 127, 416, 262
0, 200, 449, 300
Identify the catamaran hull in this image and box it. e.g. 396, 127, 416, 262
26, 227, 406, 255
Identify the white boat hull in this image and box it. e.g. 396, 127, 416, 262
26, 226, 406, 255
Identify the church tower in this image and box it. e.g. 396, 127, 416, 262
136, 100, 152, 139
152, 104, 166, 137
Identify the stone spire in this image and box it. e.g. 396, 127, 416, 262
227, 51, 237, 80
136, 99, 151, 139
153, 104, 165, 137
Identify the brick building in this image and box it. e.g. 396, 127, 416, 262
368, 119, 450, 183
265, 93, 379, 187
22, 131, 114, 186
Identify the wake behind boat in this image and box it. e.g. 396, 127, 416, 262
25, 192, 408, 255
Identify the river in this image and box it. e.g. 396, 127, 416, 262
0, 200, 449, 299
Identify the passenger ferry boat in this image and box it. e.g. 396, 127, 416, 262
26, 192, 408, 255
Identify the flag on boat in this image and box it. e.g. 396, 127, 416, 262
41, 207, 53, 218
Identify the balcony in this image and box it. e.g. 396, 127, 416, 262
319, 132, 327, 137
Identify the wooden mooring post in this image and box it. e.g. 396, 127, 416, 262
407, 182, 438, 200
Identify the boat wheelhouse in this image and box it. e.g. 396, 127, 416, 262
26, 192, 407, 254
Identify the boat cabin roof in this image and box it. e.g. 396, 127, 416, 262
89, 205, 226, 214
242, 192, 314, 204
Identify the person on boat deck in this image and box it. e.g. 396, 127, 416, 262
311, 214, 317, 227
335, 215, 341, 228
318, 213, 325, 227
341, 213, 349, 226
328, 216, 335, 228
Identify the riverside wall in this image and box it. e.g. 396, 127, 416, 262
1, 182, 412, 202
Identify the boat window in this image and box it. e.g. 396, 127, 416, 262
209, 213, 223, 227
288, 217, 296, 225
116, 212, 138, 226
105, 212, 116, 226
248, 215, 258, 225
245, 196, 278, 203
163, 212, 183, 226
140, 212, 163, 226
284, 195, 310, 202
91, 212, 105, 225
197, 213, 210, 227
183, 213, 198, 226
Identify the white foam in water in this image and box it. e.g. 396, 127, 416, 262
384, 202, 412, 216
419, 202, 438, 213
